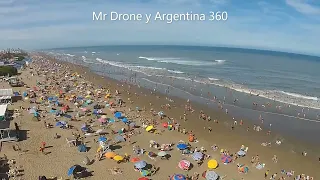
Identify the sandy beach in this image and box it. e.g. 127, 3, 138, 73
0, 54, 318, 180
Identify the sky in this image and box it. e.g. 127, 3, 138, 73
1, 0, 320, 56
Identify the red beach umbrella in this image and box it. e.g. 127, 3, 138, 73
138, 178, 149, 180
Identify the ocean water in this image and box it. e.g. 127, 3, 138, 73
43, 45, 320, 143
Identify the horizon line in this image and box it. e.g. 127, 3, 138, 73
39, 44, 320, 59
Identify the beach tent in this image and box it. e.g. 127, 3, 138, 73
78, 144, 87, 152
0, 104, 7, 121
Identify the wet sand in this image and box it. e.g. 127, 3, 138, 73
0, 55, 319, 180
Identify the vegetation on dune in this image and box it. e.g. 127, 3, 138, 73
0, 66, 18, 76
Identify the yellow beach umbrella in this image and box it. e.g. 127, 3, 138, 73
96, 147, 102, 153
113, 155, 124, 161
101, 115, 107, 119
207, 159, 218, 169
105, 152, 117, 159
146, 125, 154, 132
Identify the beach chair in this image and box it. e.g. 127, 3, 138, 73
66, 138, 76, 147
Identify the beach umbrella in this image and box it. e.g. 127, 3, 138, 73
148, 152, 156, 157
221, 155, 232, 163
162, 122, 168, 128
134, 160, 147, 169
208, 159, 218, 169
130, 157, 141, 163
95, 129, 104, 134
101, 115, 107, 119
157, 151, 167, 157
114, 135, 125, 142
178, 160, 190, 170
67, 165, 81, 176
202, 170, 219, 180
81, 126, 88, 132
29, 108, 36, 114
192, 152, 203, 161
55, 121, 66, 127
237, 150, 246, 157
170, 174, 186, 180
81, 108, 88, 112
129, 122, 136, 128
138, 178, 149, 180
77, 144, 87, 152
207, 159, 218, 169
114, 112, 122, 118
158, 111, 164, 116
145, 125, 154, 132
140, 170, 150, 177
113, 155, 124, 162
105, 152, 116, 159
176, 143, 188, 150
98, 118, 107, 123
98, 137, 107, 142
122, 118, 128, 123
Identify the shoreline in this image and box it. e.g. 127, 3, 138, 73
56, 52, 320, 110
48, 54, 320, 177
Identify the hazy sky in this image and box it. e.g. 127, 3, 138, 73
1, 0, 320, 55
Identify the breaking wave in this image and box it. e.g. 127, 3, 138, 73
138, 56, 226, 66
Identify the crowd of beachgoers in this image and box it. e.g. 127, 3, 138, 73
0, 54, 317, 180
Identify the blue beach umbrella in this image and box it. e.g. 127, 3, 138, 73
81, 126, 88, 132
114, 112, 122, 118
55, 121, 66, 127
98, 137, 107, 142
67, 165, 81, 176
192, 152, 203, 161
177, 143, 188, 150
122, 118, 128, 123
170, 174, 186, 180
78, 144, 87, 152
134, 160, 147, 169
